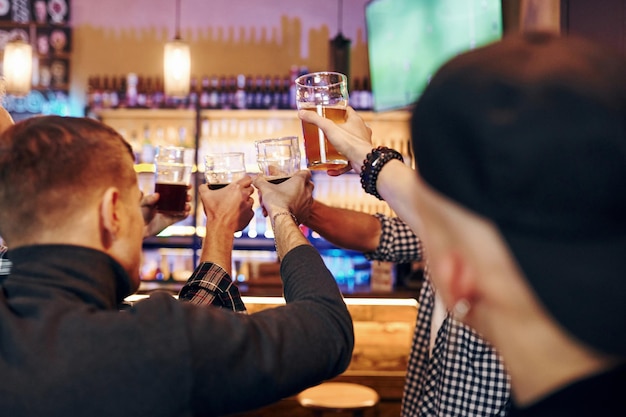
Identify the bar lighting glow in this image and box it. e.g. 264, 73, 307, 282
125, 294, 418, 307
3, 39, 33, 96
163, 0, 190, 98
163, 39, 190, 98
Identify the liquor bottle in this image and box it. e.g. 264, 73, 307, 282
271, 75, 282, 110
101, 76, 112, 109
152, 77, 165, 109
262, 75, 273, 110
217, 76, 228, 109
245, 75, 255, 109
85, 76, 94, 113
199, 76, 210, 109
109, 76, 120, 109
208, 76, 219, 109
140, 125, 155, 164
117, 75, 128, 109
280, 75, 291, 110
188, 76, 199, 110
253, 75, 264, 109
226, 75, 237, 109
136, 75, 147, 108
288, 66, 299, 109
234, 74, 247, 109
145, 77, 155, 109
90, 75, 103, 112
126, 73, 138, 108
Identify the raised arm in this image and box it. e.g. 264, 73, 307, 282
298, 107, 426, 239
177, 176, 254, 311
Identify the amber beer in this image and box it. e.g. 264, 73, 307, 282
301, 106, 348, 170
155, 182, 187, 213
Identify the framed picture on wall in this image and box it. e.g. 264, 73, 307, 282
31, 0, 70, 25
38, 57, 69, 89
0, 0, 31, 23
35, 26, 71, 55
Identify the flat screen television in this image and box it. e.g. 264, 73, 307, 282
365, 0, 504, 112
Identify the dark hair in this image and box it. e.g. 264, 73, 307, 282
0, 116, 136, 241
411, 32, 626, 355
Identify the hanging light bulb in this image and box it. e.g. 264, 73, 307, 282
3, 38, 33, 96
163, 0, 190, 98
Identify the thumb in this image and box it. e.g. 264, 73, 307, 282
252, 174, 269, 190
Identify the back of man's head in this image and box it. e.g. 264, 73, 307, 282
0, 116, 136, 244
412, 32, 626, 356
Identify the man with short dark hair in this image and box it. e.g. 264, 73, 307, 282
0, 116, 354, 417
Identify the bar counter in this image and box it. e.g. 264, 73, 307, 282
125, 293, 418, 417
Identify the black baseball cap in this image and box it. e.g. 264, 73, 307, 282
412, 32, 626, 356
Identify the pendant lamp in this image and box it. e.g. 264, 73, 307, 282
329, 0, 351, 78
3, 38, 33, 96
164, 0, 190, 98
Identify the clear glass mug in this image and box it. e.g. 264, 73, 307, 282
154, 146, 193, 214
255, 136, 301, 184
204, 152, 247, 189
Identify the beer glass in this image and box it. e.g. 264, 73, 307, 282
204, 152, 247, 189
295, 71, 349, 170
255, 136, 301, 184
154, 146, 193, 214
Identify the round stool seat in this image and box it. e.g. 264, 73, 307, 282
297, 382, 379, 413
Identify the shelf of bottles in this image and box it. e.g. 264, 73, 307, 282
86, 69, 375, 115
95, 82, 413, 295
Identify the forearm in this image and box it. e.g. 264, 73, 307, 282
305, 200, 382, 253
188, 245, 354, 416
198, 226, 235, 276
377, 160, 425, 238
271, 211, 311, 260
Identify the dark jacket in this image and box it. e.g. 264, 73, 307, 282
0, 244, 354, 417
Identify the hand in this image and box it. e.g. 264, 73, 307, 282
0, 107, 15, 134
253, 170, 314, 219
200, 176, 255, 233
298, 106, 374, 175
142, 186, 192, 237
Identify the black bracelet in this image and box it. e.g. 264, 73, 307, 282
359, 146, 404, 200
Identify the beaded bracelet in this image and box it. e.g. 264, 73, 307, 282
359, 146, 404, 200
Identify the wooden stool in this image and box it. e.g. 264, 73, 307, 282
296, 382, 380, 417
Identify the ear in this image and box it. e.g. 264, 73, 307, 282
432, 250, 477, 311
100, 187, 121, 248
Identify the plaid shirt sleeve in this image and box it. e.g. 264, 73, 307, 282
363, 214, 424, 264
178, 262, 247, 313
0, 245, 10, 279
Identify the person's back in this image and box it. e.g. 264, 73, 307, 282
0, 116, 354, 417
296, 31, 626, 416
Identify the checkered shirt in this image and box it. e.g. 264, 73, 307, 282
178, 262, 247, 313
366, 215, 511, 417
1, 244, 245, 313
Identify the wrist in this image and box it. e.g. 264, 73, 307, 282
270, 211, 298, 229
302, 200, 322, 228
359, 146, 404, 200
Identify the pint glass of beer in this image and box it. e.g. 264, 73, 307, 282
295, 72, 349, 170
154, 146, 193, 214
